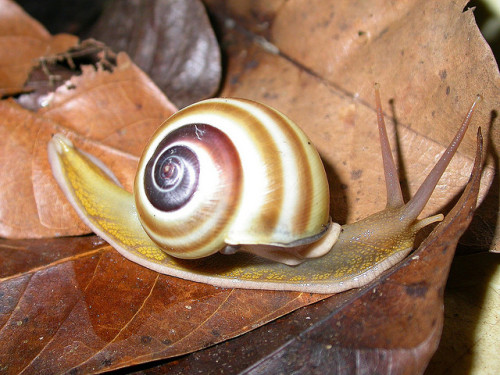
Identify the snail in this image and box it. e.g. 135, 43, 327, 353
48, 86, 481, 293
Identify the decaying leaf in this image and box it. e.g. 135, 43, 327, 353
0, 50, 177, 238
0, 242, 323, 374
36, 52, 177, 156
89, 0, 222, 108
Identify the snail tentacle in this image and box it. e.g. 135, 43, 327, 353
402, 94, 482, 222
374, 83, 404, 209
329, 91, 481, 271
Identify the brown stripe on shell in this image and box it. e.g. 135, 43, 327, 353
171, 100, 285, 241
226, 99, 329, 243
229, 104, 285, 236
248, 100, 316, 237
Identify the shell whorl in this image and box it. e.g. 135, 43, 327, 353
134, 98, 330, 259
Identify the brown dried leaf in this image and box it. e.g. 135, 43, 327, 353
38, 52, 177, 156
0, 0, 77, 96
0, 99, 140, 238
0, 41, 177, 238
0, 243, 322, 374
88, 0, 222, 108
0, 236, 108, 278
206, 0, 499, 251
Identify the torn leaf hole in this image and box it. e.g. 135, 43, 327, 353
14, 39, 117, 111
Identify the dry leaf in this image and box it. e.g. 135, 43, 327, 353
206, 0, 499, 251
88, 0, 222, 108
0, 235, 108, 278
37, 52, 177, 156
0, 99, 140, 238
0, 242, 323, 374
0, 49, 177, 238
426, 252, 500, 374
0, 0, 77, 96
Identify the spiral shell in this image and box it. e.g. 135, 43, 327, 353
134, 98, 330, 259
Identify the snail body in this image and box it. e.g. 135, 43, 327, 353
48, 88, 480, 293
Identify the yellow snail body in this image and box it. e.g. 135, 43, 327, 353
48, 87, 481, 293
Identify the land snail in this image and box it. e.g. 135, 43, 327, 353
48, 85, 481, 293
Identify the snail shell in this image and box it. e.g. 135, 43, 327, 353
134, 98, 331, 259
